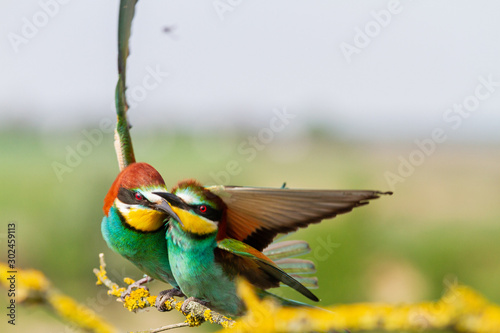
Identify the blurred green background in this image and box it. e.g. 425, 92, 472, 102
1, 128, 498, 332
3, 1, 500, 332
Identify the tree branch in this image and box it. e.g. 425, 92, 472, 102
228, 279, 500, 333
0, 262, 116, 333
135, 322, 190, 333
93, 253, 500, 332
93, 253, 236, 330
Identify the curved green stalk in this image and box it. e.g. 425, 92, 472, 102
114, 0, 138, 170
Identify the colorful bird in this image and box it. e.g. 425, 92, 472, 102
155, 180, 391, 316
101, 163, 184, 299
101, 163, 319, 308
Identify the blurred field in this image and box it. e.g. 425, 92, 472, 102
1, 129, 499, 333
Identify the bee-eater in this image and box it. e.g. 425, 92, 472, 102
101, 162, 183, 298
156, 180, 391, 316
101, 162, 319, 307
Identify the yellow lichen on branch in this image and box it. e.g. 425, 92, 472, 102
0, 262, 49, 302
93, 253, 500, 333
0, 262, 116, 333
93, 253, 236, 331
93, 253, 126, 298
228, 279, 500, 333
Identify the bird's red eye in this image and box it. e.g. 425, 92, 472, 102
199, 205, 207, 213
135, 192, 143, 201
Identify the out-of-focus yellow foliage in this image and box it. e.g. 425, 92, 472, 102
0, 262, 116, 333
5, 257, 498, 333
47, 292, 116, 333
93, 254, 500, 333
0, 262, 49, 302
228, 279, 500, 333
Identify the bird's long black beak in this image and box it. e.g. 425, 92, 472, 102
152, 192, 184, 227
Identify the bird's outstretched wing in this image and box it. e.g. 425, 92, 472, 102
215, 238, 319, 302
208, 186, 392, 251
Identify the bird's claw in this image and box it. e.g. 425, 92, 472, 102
155, 288, 185, 312
120, 276, 153, 301
180, 296, 209, 314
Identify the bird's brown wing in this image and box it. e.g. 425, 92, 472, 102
207, 186, 391, 251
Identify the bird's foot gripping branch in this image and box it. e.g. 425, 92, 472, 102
93, 253, 236, 331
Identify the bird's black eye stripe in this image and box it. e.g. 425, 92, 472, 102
191, 204, 222, 222
118, 187, 148, 205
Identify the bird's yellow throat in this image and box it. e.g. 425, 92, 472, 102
124, 208, 166, 232
171, 206, 218, 235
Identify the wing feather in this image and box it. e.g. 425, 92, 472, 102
263, 240, 311, 260
209, 186, 391, 250
215, 238, 319, 302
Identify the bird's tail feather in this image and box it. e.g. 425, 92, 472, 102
284, 274, 318, 289
256, 289, 331, 312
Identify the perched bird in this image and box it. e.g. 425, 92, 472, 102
156, 180, 391, 316
101, 163, 319, 307
101, 162, 183, 298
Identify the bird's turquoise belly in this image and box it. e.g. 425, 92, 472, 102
168, 232, 243, 316
101, 211, 177, 287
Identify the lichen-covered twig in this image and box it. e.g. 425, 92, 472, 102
93, 253, 236, 331
135, 322, 190, 333
0, 262, 116, 333
93, 253, 500, 333
228, 279, 500, 333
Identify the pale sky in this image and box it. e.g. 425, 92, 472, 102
1, 0, 500, 142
